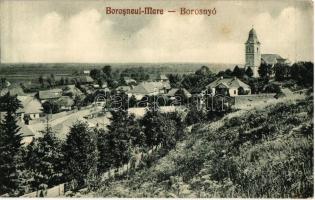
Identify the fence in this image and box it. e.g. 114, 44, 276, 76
21, 144, 162, 197
21, 184, 65, 197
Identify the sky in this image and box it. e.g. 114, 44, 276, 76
0, 0, 313, 63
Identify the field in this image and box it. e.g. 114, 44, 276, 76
0, 63, 236, 84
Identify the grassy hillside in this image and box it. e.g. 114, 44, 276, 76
89, 95, 313, 198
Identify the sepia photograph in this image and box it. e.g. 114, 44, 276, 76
0, 0, 313, 198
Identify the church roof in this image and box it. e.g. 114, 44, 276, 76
246, 28, 260, 44
261, 54, 284, 65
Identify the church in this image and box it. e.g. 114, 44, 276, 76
245, 28, 289, 78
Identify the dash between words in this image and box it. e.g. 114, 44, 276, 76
105, 7, 217, 16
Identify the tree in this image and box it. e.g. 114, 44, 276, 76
167, 111, 185, 141
38, 76, 45, 88
42, 101, 60, 114
0, 93, 23, 196
140, 104, 177, 149
195, 66, 212, 76
102, 65, 112, 79
73, 96, 83, 109
174, 89, 189, 105
106, 109, 132, 167
245, 67, 254, 78
290, 62, 314, 87
167, 74, 182, 88
46, 78, 53, 88
0, 77, 7, 89
128, 95, 137, 108
224, 69, 233, 77
232, 65, 243, 78
274, 63, 290, 81
25, 126, 64, 190
258, 62, 273, 79
50, 74, 56, 86
90, 69, 101, 80
63, 122, 99, 188
59, 77, 65, 85
185, 104, 205, 126
140, 106, 162, 148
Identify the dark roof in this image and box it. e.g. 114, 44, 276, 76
261, 54, 283, 65
166, 88, 192, 98
207, 77, 250, 89
39, 89, 62, 100
246, 28, 260, 44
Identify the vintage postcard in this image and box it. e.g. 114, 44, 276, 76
0, 0, 313, 198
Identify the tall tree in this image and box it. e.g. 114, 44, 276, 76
167, 74, 182, 88
245, 67, 254, 78
25, 126, 64, 190
105, 109, 133, 168
232, 65, 243, 78
102, 65, 112, 78
258, 62, 273, 78
38, 76, 45, 88
63, 122, 99, 188
90, 69, 101, 80
0, 93, 23, 196
274, 63, 290, 81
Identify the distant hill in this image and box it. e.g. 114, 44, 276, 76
91, 95, 313, 198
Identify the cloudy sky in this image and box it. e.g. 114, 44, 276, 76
0, 0, 313, 63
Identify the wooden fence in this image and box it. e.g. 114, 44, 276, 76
21, 144, 162, 197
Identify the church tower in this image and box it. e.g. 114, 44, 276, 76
245, 28, 261, 77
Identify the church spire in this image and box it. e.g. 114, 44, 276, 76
246, 28, 260, 44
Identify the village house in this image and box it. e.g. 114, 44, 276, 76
62, 85, 84, 98
74, 75, 94, 84
156, 74, 169, 82
55, 96, 74, 111
123, 77, 137, 85
128, 81, 171, 100
17, 95, 43, 122
83, 70, 90, 75
92, 82, 108, 89
166, 88, 192, 99
204, 77, 251, 97
38, 89, 63, 103
117, 85, 132, 93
